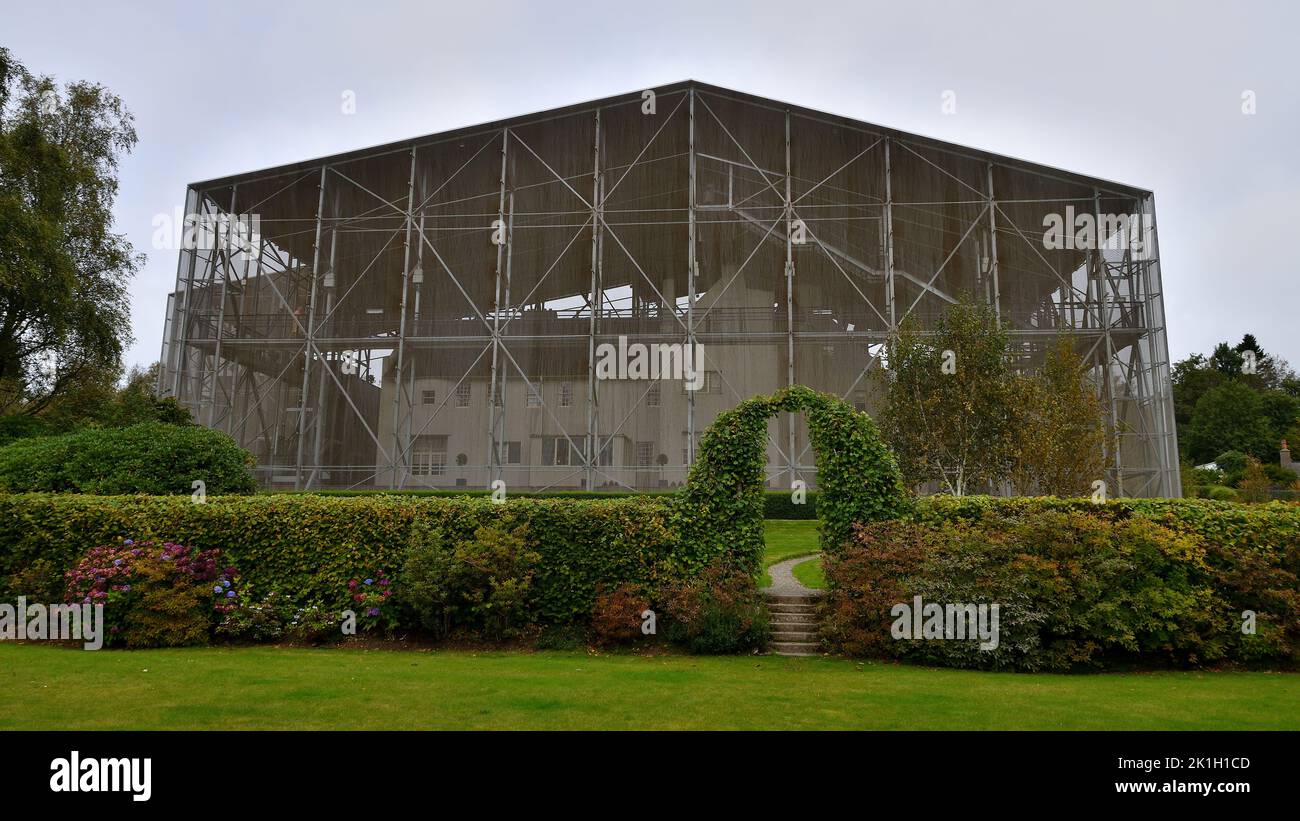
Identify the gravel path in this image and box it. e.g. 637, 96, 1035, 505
762, 555, 823, 598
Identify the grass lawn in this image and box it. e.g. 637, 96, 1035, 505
791, 556, 826, 589
759, 519, 819, 586
2, 642, 1297, 730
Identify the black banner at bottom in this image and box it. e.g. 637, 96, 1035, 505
0, 730, 1287, 808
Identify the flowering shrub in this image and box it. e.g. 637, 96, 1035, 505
285, 603, 340, 643
348, 573, 395, 631
64, 539, 239, 647
216, 587, 290, 642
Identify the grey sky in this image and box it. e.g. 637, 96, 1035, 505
4, 0, 1297, 371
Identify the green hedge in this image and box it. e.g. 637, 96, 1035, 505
0, 423, 257, 495
281, 488, 819, 520
822, 496, 1300, 670
0, 493, 700, 624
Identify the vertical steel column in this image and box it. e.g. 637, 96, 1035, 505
206, 186, 237, 427
1144, 194, 1179, 496
1094, 187, 1124, 496
883, 138, 897, 332
985, 162, 1001, 323
310, 222, 338, 488
585, 109, 602, 491
294, 166, 328, 490
487, 130, 509, 488
497, 193, 515, 487
236, 237, 265, 450
783, 110, 797, 485
171, 190, 201, 398
686, 89, 698, 466
401, 204, 427, 490
389, 148, 419, 489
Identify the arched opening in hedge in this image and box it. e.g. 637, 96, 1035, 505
670, 385, 910, 576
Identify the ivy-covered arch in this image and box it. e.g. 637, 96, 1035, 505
670, 385, 910, 576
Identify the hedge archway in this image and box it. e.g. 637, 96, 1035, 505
670, 385, 910, 576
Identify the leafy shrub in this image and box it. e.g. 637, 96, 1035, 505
2, 557, 64, 602
824, 513, 1227, 671
451, 524, 539, 640
397, 523, 455, 636
662, 560, 770, 654
762, 491, 817, 520
535, 623, 587, 650
590, 582, 651, 646
0, 493, 681, 627
286, 487, 820, 521
395, 521, 541, 639
1207, 486, 1239, 501
64, 540, 238, 647
1214, 450, 1248, 476
0, 414, 55, 447
824, 496, 1300, 670
1189, 466, 1225, 487
0, 423, 256, 494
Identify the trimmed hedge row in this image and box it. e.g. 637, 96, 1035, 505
0, 493, 697, 624
283, 488, 820, 520
822, 496, 1300, 670
0, 423, 257, 495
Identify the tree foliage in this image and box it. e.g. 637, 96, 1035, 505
1010, 335, 1109, 496
1185, 381, 1277, 465
0, 48, 141, 414
879, 300, 1110, 497
879, 298, 1020, 495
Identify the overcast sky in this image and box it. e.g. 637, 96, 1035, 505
4, 0, 1297, 371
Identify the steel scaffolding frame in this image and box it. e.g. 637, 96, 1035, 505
160, 81, 1180, 497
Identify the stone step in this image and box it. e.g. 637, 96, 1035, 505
768, 607, 818, 617
772, 630, 818, 642
764, 594, 823, 605
770, 640, 821, 656
770, 617, 816, 627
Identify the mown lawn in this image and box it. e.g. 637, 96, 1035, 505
791, 556, 826, 589
759, 519, 820, 586
2, 642, 1297, 730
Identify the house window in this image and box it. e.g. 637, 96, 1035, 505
500, 441, 522, 465
455, 383, 471, 407
682, 370, 722, 394
526, 383, 542, 407
411, 435, 448, 476
635, 441, 654, 468
422, 389, 437, 405
559, 381, 573, 407
541, 437, 581, 467
596, 435, 614, 467
647, 383, 661, 407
